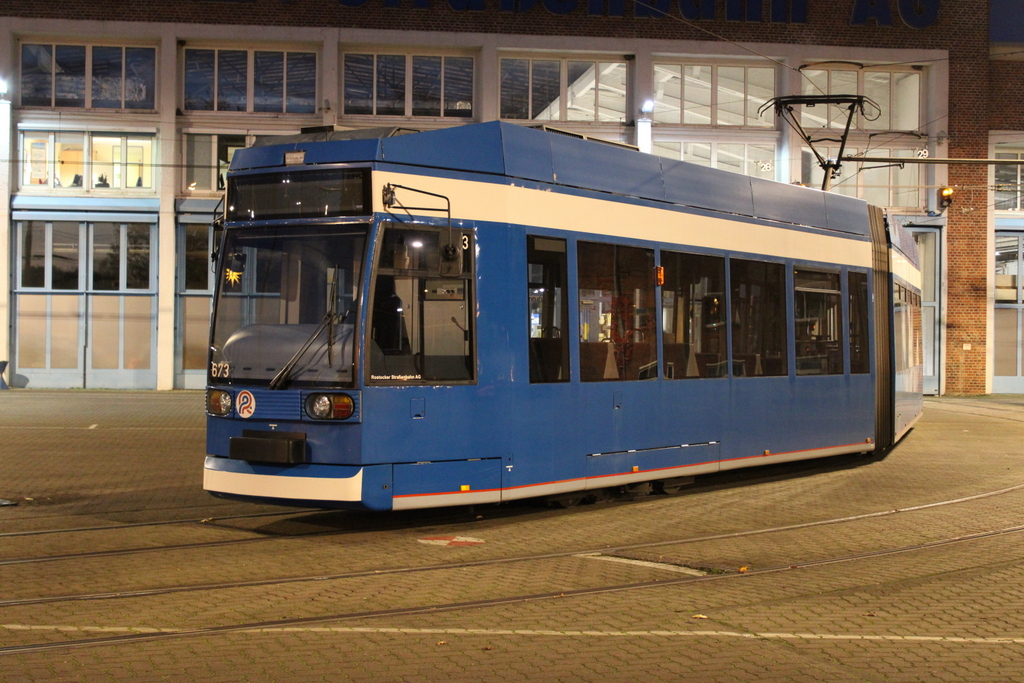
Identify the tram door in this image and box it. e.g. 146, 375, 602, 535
508, 235, 581, 496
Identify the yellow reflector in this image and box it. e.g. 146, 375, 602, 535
460, 484, 471, 492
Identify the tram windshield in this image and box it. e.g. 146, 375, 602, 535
209, 224, 367, 387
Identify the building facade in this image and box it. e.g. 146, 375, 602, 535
0, 0, 1013, 393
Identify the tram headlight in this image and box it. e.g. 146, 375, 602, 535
206, 389, 233, 416
305, 393, 355, 420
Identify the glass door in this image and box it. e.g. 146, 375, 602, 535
911, 228, 941, 394
85, 222, 158, 389
994, 232, 1024, 393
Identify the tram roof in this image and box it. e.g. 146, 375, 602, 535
232, 121, 870, 237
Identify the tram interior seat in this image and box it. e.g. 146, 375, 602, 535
529, 338, 565, 382
579, 342, 619, 381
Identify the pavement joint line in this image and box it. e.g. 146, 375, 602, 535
5, 624, 1024, 645
574, 553, 708, 576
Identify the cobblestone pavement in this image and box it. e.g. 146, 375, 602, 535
1, 391, 1023, 682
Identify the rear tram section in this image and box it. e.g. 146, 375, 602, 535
203, 123, 923, 511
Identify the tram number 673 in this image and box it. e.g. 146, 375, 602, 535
210, 362, 230, 378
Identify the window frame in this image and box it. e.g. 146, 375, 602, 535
342, 52, 476, 119
799, 67, 922, 132
19, 42, 157, 110
18, 130, 156, 192
499, 55, 628, 123
183, 47, 318, 114
651, 62, 777, 129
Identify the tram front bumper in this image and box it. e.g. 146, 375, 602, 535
203, 456, 393, 510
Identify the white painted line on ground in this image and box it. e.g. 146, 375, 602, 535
574, 553, 707, 576
5, 624, 1024, 645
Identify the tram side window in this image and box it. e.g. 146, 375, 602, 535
368, 224, 475, 383
730, 259, 787, 377
849, 271, 870, 374
661, 251, 727, 378
578, 242, 656, 382
794, 269, 843, 375
527, 236, 569, 383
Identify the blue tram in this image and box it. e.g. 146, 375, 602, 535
203, 122, 923, 511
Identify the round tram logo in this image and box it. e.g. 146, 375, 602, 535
236, 391, 256, 419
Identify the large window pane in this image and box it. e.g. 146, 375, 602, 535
92, 46, 123, 108
995, 153, 1020, 210
91, 296, 121, 369
717, 143, 745, 175
185, 224, 212, 291
17, 295, 47, 368
730, 258, 787, 377
21, 44, 53, 107
124, 297, 152, 369
343, 54, 374, 115
566, 61, 596, 121
54, 45, 86, 108
794, 269, 843, 375
218, 50, 248, 112
23, 134, 50, 186
747, 67, 774, 126
125, 47, 156, 110
52, 222, 80, 290
369, 225, 474, 383
597, 62, 627, 122
186, 134, 214, 192
126, 137, 153, 189
218, 135, 246, 192
829, 71, 858, 128
531, 60, 561, 120
286, 52, 316, 114
376, 55, 406, 116
662, 251, 726, 379
184, 49, 215, 111
126, 224, 151, 290
92, 136, 121, 189
500, 59, 529, 120
412, 56, 442, 117
717, 66, 745, 126
578, 243, 656, 382
683, 65, 712, 125
92, 223, 121, 291
443, 57, 473, 118
652, 64, 681, 124
864, 71, 890, 130
891, 72, 920, 130
182, 296, 212, 370
55, 132, 85, 188
21, 222, 46, 288
528, 236, 569, 383
996, 235, 1019, 303
849, 271, 870, 374
254, 51, 284, 112
51, 295, 80, 368
800, 69, 829, 128
995, 308, 1019, 376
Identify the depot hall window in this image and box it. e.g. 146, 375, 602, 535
343, 54, 474, 118
500, 58, 627, 122
20, 43, 156, 109
20, 131, 154, 190
652, 63, 774, 127
184, 48, 316, 113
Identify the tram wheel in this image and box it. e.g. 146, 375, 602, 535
547, 495, 585, 509
654, 477, 694, 495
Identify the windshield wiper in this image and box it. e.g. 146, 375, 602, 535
268, 274, 344, 391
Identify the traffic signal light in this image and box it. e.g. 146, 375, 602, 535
938, 186, 955, 209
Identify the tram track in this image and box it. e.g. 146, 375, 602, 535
3, 519, 1024, 656
4, 481, 1024, 609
